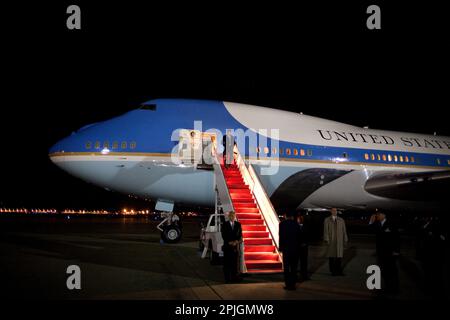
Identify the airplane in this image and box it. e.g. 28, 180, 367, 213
49, 98, 450, 216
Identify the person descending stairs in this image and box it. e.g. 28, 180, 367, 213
221, 162, 282, 273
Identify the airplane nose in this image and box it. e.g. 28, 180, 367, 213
48, 132, 80, 165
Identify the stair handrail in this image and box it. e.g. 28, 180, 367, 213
234, 146, 280, 250
212, 151, 234, 214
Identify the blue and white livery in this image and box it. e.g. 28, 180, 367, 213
49, 99, 450, 212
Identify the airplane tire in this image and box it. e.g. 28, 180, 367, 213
163, 226, 182, 243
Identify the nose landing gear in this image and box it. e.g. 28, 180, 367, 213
157, 212, 183, 243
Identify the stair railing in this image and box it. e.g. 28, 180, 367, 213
212, 151, 234, 214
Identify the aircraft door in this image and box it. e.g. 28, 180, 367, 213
179, 129, 202, 164
178, 129, 216, 166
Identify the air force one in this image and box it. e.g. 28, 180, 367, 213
49, 99, 450, 213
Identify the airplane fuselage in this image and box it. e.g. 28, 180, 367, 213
49, 99, 450, 212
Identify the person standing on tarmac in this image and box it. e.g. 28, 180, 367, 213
221, 211, 243, 283
369, 211, 400, 294
323, 208, 348, 276
279, 212, 301, 290
297, 212, 310, 281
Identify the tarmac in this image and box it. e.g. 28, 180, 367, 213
0, 215, 435, 300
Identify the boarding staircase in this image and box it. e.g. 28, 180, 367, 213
214, 147, 282, 274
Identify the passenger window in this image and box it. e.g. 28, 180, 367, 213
279, 148, 284, 155
388, 155, 392, 161
130, 142, 137, 149
95, 141, 100, 149
300, 149, 305, 156
286, 148, 291, 155
377, 154, 381, 161
364, 153, 369, 160
437, 158, 441, 165
394, 155, 398, 162
85, 141, 92, 149
371, 154, 375, 161
405, 156, 409, 162
399, 156, 404, 162
256, 147, 260, 154
382, 154, 387, 161
272, 148, 277, 154
307, 150, 313, 156
112, 141, 119, 149
264, 147, 269, 154
103, 141, 109, 149
342, 152, 348, 159
293, 149, 298, 156
411, 156, 415, 163
121, 141, 127, 149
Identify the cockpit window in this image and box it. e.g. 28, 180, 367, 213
139, 104, 157, 111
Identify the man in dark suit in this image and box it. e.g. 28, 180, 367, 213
279, 212, 301, 290
221, 211, 243, 283
369, 211, 400, 294
222, 131, 235, 169
297, 212, 310, 281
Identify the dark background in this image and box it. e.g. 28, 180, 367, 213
1, 1, 448, 210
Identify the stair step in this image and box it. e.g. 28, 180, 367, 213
246, 260, 283, 269
243, 231, 269, 238
229, 190, 252, 195
242, 225, 267, 231
230, 194, 253, 199
232, 198, 256, 204
246, 268, 283, 274
225, 177, 244, 180
224, 172, 242, 176
233, 202, 257, 208
238, 219, 264, 225
244, 238, 273, 245
229, 189, 251, 194
244, 245, 275, 252
234, 207, 259, 213
227, 184, 248, 189
244, 252, 279, 260
226, 181, 245, 185
236, 213, 261, 219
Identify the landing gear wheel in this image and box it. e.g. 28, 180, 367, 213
162, 226, 182, 243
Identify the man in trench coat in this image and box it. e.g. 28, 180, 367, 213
323, 208, 348, 275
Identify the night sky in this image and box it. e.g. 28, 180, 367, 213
1, 2, 448, 209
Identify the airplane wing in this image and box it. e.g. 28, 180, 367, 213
364, 170, 450, 201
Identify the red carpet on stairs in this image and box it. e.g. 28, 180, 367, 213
222, 163, 282, 273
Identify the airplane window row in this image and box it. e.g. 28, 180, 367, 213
255, 147, 313, 157
364, 153, 415, 163
85, 141, 137, 150
436, 159, 450, 165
